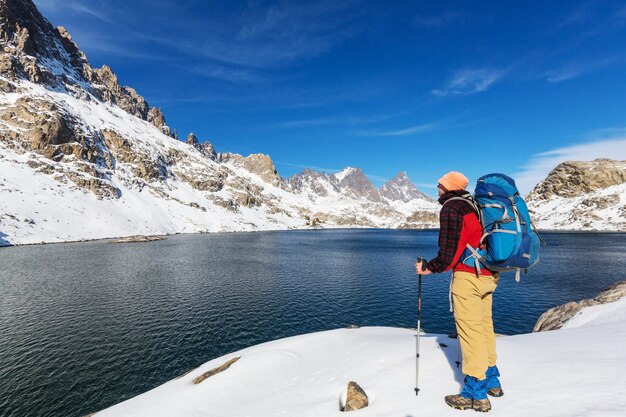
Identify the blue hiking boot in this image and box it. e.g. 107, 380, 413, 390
445, 376, 491, 412
486, 366, 504, 398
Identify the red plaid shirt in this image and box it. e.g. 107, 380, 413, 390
426, 190, 492, 276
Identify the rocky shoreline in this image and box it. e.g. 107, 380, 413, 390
534, 280, 626, 332
109, 235, 166, 244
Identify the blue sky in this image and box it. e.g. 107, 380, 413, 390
36, 0, 626, 196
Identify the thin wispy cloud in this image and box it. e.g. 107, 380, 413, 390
544, 56, 622, 82
273, 111, 407, 129
432, 68, 504, 96
62, 30, 172, 60
366, 174, 390, 184
274, 161, 341, 174
557, 0, 596, 29
514, 136, 626, 195
359, 114, 495, 137
185, 0, 367, 69
273, 116, 345, 129
186, 64, 262, 83
362, 122, 439, 137
414, 183, 438, 189
36, 0, 369, 83
556, 1, 626, 39
36, 0, 115, 24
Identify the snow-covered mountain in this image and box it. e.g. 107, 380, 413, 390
0, 0, 437, 245
526, 159, 626, 231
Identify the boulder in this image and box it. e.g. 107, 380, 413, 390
342, 381, 368, 412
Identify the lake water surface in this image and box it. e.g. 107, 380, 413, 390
0, 230, 624, 417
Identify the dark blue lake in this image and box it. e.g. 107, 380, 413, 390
0, 230, 624, 417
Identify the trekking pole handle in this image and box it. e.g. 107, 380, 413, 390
416, 257, 427, 274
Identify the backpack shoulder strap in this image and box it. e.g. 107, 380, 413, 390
443, 194, 481, 222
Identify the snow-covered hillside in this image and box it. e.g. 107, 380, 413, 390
95, 292, 626, 417
0, 0, 438, 245
526, 159, 626, 231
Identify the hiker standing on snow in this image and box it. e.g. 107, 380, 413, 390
415, 171, 503, 413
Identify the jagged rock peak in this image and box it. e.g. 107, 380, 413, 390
528, 158, 626, 200
184, 132, 217, 160
186, 132, 199, 145
380, 171, 434, 203
330, 167, 380, 202
285, 168, 335, 196
0, 0, 168, 130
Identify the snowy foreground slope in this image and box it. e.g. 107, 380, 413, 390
96, 298, 626, 417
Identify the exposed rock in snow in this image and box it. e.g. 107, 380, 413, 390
342, 381, 369, 412
110, 235, 166, 244
533, 280, 626, 332
528, 159, 626, 200
330, 167, 381, 202
526, 159, 626, 231
185, 132, 217, 160
192, 357, 240, 385
218, 152, 281, 186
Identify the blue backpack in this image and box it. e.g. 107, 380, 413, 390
446, 173, 541, 281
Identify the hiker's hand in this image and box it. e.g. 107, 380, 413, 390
415, 261, 431, 275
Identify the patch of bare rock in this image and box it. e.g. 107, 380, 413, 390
110, 235, 166, 244
533, 280, 626, 332
192, 357, 241, 385
341, 381, 369, 412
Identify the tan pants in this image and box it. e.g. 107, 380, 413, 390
451, 271, 499, 380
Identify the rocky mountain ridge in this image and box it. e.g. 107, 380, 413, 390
0, 0, 438, 245
526, 159, 626, 231
0, 0, 170, 134
0, 0, 623, 245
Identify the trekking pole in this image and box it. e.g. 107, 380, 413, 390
415, 257, 427, 396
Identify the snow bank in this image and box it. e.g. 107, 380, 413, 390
95, 297, 626, 417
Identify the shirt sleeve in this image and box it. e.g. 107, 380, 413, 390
426, 204, 464, 273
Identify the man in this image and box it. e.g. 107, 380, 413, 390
416, 171, 503, 413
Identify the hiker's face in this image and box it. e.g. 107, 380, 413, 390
438, 186, 445, 197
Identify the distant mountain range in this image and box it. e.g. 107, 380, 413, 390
0, 0, 624, 245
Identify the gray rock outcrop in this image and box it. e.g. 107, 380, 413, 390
185, 132, 217, 160
331, 167, 380, 202
533, 280, 626, 332
527, 159, 626, 201
218, 152, 280, 186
